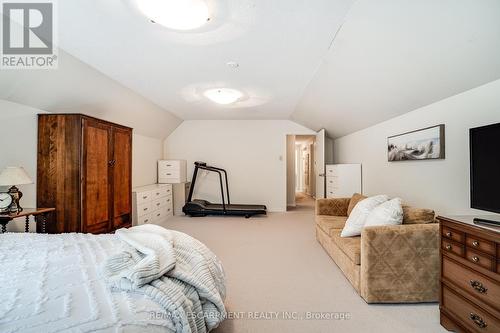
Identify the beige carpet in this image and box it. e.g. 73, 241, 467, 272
157, 206, 446, 333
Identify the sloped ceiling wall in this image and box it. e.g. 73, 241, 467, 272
0, 49, 181, 140
292, 0, 500, 138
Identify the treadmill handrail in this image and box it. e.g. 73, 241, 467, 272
186, 162, 229, 212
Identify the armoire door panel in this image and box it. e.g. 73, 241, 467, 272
112, 128, 132, 228
82, 120, 111, 231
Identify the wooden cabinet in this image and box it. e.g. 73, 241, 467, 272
437, 216, 500, 333
37, 114, 132, 234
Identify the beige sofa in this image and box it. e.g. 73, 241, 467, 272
316, 194, 439, 303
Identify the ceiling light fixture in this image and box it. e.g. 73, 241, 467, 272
204, 88, 243, 105
137, 0, 210, 30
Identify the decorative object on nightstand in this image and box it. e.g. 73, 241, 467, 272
0, 166, 33, 213
0, 192, 13, 214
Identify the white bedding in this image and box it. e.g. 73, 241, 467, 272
0, 230, 225, 333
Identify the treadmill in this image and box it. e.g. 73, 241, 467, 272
183, 162, 267, 218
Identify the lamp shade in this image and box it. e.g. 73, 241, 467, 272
0, 167, 33, 186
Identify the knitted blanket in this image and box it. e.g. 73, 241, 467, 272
102, 224, 226, 333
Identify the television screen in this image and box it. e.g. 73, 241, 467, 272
470, 122, 500, 214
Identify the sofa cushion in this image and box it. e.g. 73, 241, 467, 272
402, 206, 435, 224
331, 229, 361, 265
316, 216, 348, 236
316, 198, 350, 216
365, 198, 403, 227
347, 193, 367, 216
341, 195, 389, 237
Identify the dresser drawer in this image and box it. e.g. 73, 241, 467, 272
466, 235, 495, 256
136, 191, 153, 205
442, 240, 464, 257
151, 186, 172, 199
325, 165, 337, 176
151, 206, 173, 222
442, 286, 500, 333
137, 202, 152, 217
466, 248, 495, 271
442, 226, 465, 244
137, 213, 153, 225
443, 257, 500, 310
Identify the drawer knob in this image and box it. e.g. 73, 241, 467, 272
472, 240, 479, 247
445, 244, 452, 251
143, 208, 148, 211
470, 280, 488, 294
445, 232, 452, 237
157, 213, 161, 217
144, 219, 149, 223
472, 256, 480, 263
143, 196, 148, 199
469, 313, 487, 329
157, 203, 161, 206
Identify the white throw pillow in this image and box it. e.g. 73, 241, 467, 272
364, 198, 403, 228
340, 195, 389, 237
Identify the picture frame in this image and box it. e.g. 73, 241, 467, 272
387, 124, 445, 162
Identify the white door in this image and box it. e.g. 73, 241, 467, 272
315, 129, 326, 199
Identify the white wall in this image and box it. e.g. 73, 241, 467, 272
333, 79, 500, 216
164, 120, 315, 212
0, 99, 164, 232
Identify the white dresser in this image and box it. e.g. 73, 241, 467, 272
132, 184, 173, 226
158, 160, 187, 184
326, 164, 362, 198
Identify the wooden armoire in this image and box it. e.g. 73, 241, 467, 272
37, 114, 132, 234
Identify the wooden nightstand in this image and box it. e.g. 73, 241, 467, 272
0, 208, 55, 233
437, 216, 500, 332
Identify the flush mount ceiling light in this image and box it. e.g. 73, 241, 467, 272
136, 0, 210, 30
204, 88, 243, 105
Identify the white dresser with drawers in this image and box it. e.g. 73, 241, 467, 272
132, 184, 173, 226
325, 164, 362, 198
158, 160, 187, 184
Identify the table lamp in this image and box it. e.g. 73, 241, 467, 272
0, 167, 33, 213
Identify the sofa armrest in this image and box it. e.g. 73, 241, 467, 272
360, 223, 440, 303
315, 198, 350, 216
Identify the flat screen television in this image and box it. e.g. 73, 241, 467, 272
470, 122, 500, 215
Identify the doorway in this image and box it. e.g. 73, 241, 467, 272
286, 135, 316, 211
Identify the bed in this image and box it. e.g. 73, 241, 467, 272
0, 225, 226, 333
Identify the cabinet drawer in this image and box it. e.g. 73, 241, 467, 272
466, 235, 495, 256
325, 165, 337, 176
442, 240, 464, 257
466, 248, 495, 271
151, 196, 173, 210
442, 226, 465, 244
442, 285, 500, 333
137, 202, 152, 217
136, 191, 153, 205
326, 178, 338, 186
152, 186, 172, 199
137, 213, 153, 225
443, 257, 500, 310
152, 206, 173, 222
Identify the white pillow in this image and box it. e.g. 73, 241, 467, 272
340, 195, 389, 237
364, 198, 403, 227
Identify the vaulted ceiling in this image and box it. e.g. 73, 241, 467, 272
2, 0, 500, 139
